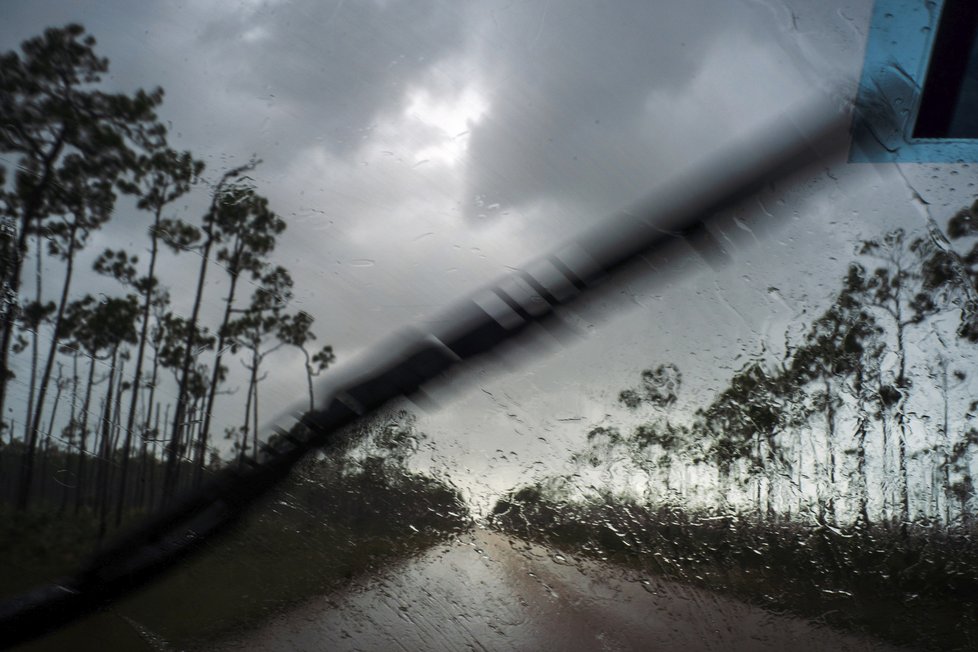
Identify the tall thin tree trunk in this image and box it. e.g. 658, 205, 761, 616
240, 357, 256, 465
96, 346, 119, 539
18, 224, 78, 509
118, 208, 164, 523
895, 321, 911, 533
939, 362, 952, 526
824, 378, 837, 524
23, 229, 43, 448
878, 397, 891, 523
196, 263, 241, 486
855, 416, 870, 525
766, 434, 777, 521
304, 351, 315, 412
137, 348, 161, 509
165, 232, 214, 498
107, 359, 126, 520
151, 402, 167, 508
252, 365, 261, 461
754, 432, 763, 519
60, 353, 80, 514
851, 365, 870, 525
183, 399, 200, 492
0, 132, 66, 447
75, 355, 97, 513
797, 425, 804, 515
38, 364, 65, 505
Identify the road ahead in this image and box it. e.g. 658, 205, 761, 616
211, 528, 902, 652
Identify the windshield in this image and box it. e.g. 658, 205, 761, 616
1, 1, 977, 650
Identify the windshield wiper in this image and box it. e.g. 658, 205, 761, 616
0, 93, 852, 648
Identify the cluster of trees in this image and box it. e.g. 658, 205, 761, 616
490, 213, 978, 651
569, 211, 978, 529
0, 25, 334, 523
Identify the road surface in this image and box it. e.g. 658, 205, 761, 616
209, 528, 903, 651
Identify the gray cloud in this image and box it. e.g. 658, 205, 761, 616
192, 0, 470, 161
459, 1, 786, 218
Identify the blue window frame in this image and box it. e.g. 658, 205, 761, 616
851, 0, 978, 162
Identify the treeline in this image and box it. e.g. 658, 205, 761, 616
490, 490, 978, 649
490, 209, 978, 650
0, 25, 334, 523
562, 213, 978, 529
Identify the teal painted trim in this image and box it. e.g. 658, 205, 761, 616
850, 0, 978, 162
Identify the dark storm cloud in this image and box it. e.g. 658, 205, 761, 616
459, 1, 793, 219
193, 0, 470, 159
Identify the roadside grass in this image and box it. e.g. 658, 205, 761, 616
2, 463, 470, 651
490, 489, 978, 651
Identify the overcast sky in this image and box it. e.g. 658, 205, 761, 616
2, 0, 975, 507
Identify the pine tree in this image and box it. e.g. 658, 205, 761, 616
0, 25, 163, 446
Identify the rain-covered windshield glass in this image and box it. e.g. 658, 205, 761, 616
1, 1, 977, 650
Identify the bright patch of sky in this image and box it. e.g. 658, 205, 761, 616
404, 86, 488, 166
